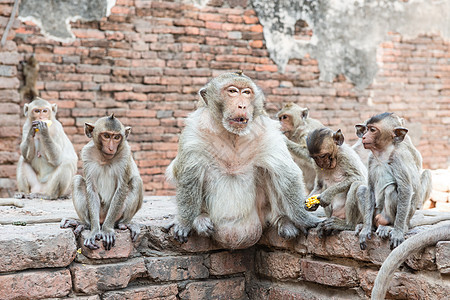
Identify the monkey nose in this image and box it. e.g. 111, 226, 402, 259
238, 104, 246, 109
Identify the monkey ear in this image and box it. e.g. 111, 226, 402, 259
125, 126, 131, 138
24, 104, 30, 117
393, 127, 408, 143
84, 123, 95, 138
333, 129, 345, 146
199, 88, 208, 105
51, 103, 57, 115
355, 124, 367, 138
301, 108, 309, 120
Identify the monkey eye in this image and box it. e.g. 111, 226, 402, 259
242, 88, 252, 95
227, 87, 239, 94
319, 154, 328, 159
113, 135, 121, 140
369, 127, 377, 133
103, 133, 111, 139
42, 109, 48, 113
33, 109, 41, 113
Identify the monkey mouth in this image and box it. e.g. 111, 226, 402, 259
228, 117, 249, 125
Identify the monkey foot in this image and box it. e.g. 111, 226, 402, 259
60, 219, 87, 236
118, 223, 141, 242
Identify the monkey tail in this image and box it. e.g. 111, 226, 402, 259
418, 169, 432, 209
371, 224, 450, 299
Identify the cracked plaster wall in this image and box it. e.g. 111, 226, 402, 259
251, 0, 449, 89
18, 0, 116, 42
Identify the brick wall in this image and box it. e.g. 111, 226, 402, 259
0, 0, 449, 197
1, 220, 449, 299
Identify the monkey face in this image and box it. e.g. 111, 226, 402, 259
311, 150, 337, 170
278, 114, 293, 135
221, 84, 255, 135
99, 131, 123, 158
31, 106, 51, 121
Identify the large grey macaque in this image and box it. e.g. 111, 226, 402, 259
355, 112, 432, 250
277, 103, 323, 192
306, 127, 367, 237
166, 71, 319, 249
16, 98, 77, 199
61, 114, 143, 250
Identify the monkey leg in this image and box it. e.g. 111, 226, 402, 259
42, 163, 75, 199
116, 176, 144, 242
277, 215, 300, 240
17, 160, 43, 194
73, 175, 101, 250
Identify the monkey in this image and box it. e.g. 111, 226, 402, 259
277, 103, 324, 192
166, 71, 320, 249
16, 98, 77, 200
355, 112, 432, 250
61, 114, 143, 250
19, 55, 40, 101
371, 223, 450, 299
306, 127, 368, 237
351, 137, 370, 167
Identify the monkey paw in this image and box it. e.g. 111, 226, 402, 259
173, 221, 192, 243
317, 219, 337, 238
84, 230, 102, 250
118, 223, 141, 242
101, 229, 116, 251
193, 214, 214, 237
376, 225, 392, 239
277, 216, 300, 240
389, 229, 405, 249
317, 193, 331, 207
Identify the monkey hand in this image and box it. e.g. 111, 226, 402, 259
389, 228, 405, 249
317, 192, 332, 207
100, 228, 116, 251
305, 195, 320, 211
84, 230, 102, 250
32, 120, 52, 135
172, 220, 192, 243
193, 214, 214, 237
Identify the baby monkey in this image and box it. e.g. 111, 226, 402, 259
306, 128, 367, 237
61, 114, 143, 250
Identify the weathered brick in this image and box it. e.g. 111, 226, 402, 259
0, 269, 72, 300
179, 278, 246, 300
102, 284, 178, 300
0, 224, 77, 272
71, 257, 146, 294
256, 250, 301, 280
301, 260, 358, 287
208, 250, 252, 275
436, 241, 450, 274
77, 229, 135, 260
145, 255, 209, 281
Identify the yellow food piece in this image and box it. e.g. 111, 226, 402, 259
305, 195, 320, 208
35, 120, 52, 132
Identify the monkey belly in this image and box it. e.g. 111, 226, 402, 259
212, 215, 263, 249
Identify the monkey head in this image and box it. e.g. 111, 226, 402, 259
355, 112, 408, 152
307, 128, 344, 170
24, 98, 56, 122
277, 103, 309, 139
85, 114, 131, 159
198, 71, 265, 136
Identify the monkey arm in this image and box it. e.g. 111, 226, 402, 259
20, 126, 36, 162
39, 129, 63, 166
319, 178, 353, 206
102, 178, 129, 231
85, 181, 102, 233
286, 139, 312, 162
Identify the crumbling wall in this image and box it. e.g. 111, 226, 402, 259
0, 213, 448, 299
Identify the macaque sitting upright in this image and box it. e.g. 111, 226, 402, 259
355, 112, 432, 249
166, 71, 319, 249
306, 127, 368, 238
277, 103, 323, 192
61, 114, 143, 250
16, 98, 77, 199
